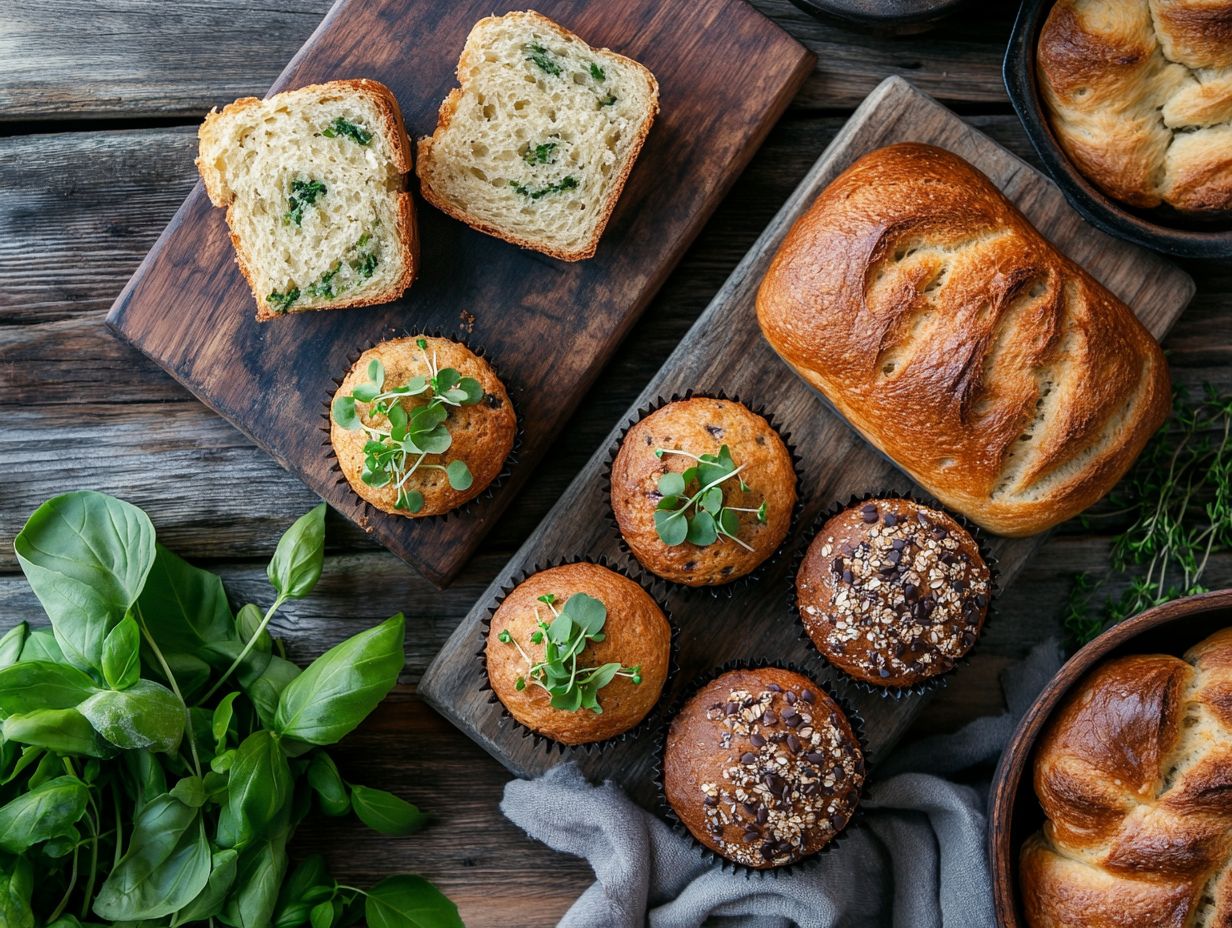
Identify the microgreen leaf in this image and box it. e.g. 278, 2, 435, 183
332, 395, 358, 430
686, 511, 718, 546
658, 472, 686, 497
445, 461, 473, 491
650, 445, 764, 550
367, 358, 385, 391
654, 510, 688, 546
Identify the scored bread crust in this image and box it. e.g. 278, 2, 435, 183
416, 10, 660, 262
756, 143, 1171, 538
197, 79, 417, 320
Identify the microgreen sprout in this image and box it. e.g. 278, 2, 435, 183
651, 444, 767, 550
332, 338, 483, 513
497, 592, 641, 713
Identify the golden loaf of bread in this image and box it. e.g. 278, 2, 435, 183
755, 143, 1171, 537
1021, 627, 1232, 927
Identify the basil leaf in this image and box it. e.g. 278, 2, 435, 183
350, 786, 426, 836
93, 793, 212, 920
13, 491, 155, 673
274, 614, 404, 745
275, 854, 332, 924
162, 652, 212, 703
236, 603, 272, 653
239, 653, 302, 730
217, 731, 292, 849
78, 680, 185, 753
222, 810, 290, 928
3, 708, 111, 757
123, 750, 167, 815
306, 752, 350, 816
0, 775, 88, 852
212, 691, 239, 753
101, 613, 141, 691
169, 848, 239, 927
0, 624, 27, 669
0, 661, 99, 717
17, 628, 64, 664
136, 544, 234, 658
310, 899, 336, 928
0, 856, 34, 928
268, 504, 326, 600
365, 875, 463, 928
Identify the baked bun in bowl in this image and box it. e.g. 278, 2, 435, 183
989, 587, 1232, 928
330, 335, 516, 518
1004, 0, 1232, 258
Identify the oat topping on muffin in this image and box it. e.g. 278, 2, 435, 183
664, 667, 864, 869
797, 498, 991, 688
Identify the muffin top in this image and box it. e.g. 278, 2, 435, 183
330, 335, 515, 518
664, 667, 864, 869
796, 498, 991, 689
485, 563, 671, 745
610, 398, 796, 586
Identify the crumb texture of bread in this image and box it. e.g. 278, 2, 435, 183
197, 79, 415, 318
417, 10, 659, 261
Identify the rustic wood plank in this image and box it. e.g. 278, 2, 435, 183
105, 0, 812, 587
0, 1, 1014, 121
417, 77, 1196, 808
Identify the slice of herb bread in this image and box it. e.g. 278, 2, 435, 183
197, 79, 416, 320
416, 11, 659, 262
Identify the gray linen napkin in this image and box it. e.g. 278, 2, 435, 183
501, 639, 1063, 928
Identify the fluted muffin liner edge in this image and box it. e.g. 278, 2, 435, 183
320, 327, 524, 528
653, 658, 871, 878
475, 555, 680, 756
600, 390, 806, 599
786, 490, 1001, 701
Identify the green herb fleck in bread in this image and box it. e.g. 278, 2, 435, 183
197, 79, 417, 320
416, 10, 659, 262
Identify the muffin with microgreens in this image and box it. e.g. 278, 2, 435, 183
485, 562, 671, 745
610, 397, 796, 587
330, 335, 515, 517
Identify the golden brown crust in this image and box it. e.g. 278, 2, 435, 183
796, 498, 990, 688
1036, 0, 1232, 213
1022, 628, 1232, 927
756, 143, 1172, 538
330, 336, 515, 518
415, 10, 660, 262
664, 667, 864, 869
196, 79, 417, 319
610, 399, 796, 586
484, 563, 670, 744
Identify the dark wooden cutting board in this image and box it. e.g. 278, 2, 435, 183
105, 0, 813, 587
418, 76, 1196, 807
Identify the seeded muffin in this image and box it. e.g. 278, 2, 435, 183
796, 498, 992, 689
330, 335, 515, 517
485, 563, 671, 745
663, 666, 865, 869
610, 398, 796, 587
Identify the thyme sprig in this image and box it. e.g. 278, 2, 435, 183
497, 592, 641, 714
332, 338, 482, 513
652, 445, 767, 549
1064, 385, 1232, 647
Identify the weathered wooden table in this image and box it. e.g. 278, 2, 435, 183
1, 3, 1228, 925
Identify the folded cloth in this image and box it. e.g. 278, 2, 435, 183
501, 639, 1063, 928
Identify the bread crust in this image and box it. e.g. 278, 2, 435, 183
610, 398, 796, 586
484, 563, 670, 744
1036, 0, 1232, 213
330, 335, 516, 518
1021, 628, 1232, 927
197, 78, 417, 319
756, 142, 1171, 538
663, 667, 864, 869
416, 10, 660, 261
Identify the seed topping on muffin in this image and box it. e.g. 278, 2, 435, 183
798, 498, 991, 687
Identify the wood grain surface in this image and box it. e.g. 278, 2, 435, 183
105, 0, 812, 586
418, 76, 1196, 804
4, 4, 1232, 924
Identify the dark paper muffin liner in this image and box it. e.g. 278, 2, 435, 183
653, 658, 871, 877
475, 555, 679, 755
787, 491, 1001, 701
601, 391, 806, 599
321, 328, 523, 526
